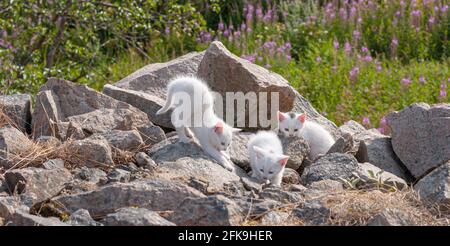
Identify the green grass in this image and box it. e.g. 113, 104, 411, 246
95, 41, 449, 129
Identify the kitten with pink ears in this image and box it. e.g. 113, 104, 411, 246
157, 76, 241, 171
277, 111, 335, 160
248, 131, 289, 186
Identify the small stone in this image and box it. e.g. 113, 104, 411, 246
135, 152, 157, 170
68, 209, 102, 226
301, 153, 359, 184
282, 168, 300, 185
103, 207, 175, 226
103, 130, 144, 151
367, 208, 415, 226
170, 195, 243, 226
107, 169, 131, 183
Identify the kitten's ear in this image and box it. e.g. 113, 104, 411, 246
253, 146, 265, 159
278, 155, 289, 166
214, 122, 224, 134
298, 113, 306, 123
278, 111, 286, 122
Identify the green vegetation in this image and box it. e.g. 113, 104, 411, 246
1, 0, 449, 130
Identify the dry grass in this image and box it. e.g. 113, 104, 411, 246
2, 138, 85, 171
244, 188, 450, 226
323, 189, 449, 226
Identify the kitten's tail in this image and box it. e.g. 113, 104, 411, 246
156, 87, 175, 115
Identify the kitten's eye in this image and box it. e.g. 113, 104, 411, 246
269, 171, 274, 174
221, 142, 226, 146
259, 169, 264, 172
294, 129, 298, 132
284, 128, 289, 131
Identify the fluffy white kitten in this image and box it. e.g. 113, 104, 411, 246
248, 131, 289, 186
157, 76, 240, 171
278, 111, 335, 160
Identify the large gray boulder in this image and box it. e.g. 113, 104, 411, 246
0, 125, 32, 169
106, 52, 205, 129
356, 162, 407, 190
414, 162, 450, 207
68, 135, 114, 168
32, 78, 165, 145
148, 136, 246, 193
102, 130, 144, 151
0, 94, 32, 133
103, 85, 172, 129
301, 153, 359, 184
169, 195, 243, 226
68, 209, 102, 226
355, 129, 411, 181
386, 103, 450, 178
198, 41, 296, 130
4, 166, 72, 203
53, 178, 205, 217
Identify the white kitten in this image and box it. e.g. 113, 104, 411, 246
157, 76, 241, 171
248, 131, 289, 186
278, 111, 335, 160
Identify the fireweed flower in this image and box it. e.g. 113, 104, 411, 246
349, 67, 359, 80
240, 23, 246, 31
257, 56, 263, 62
376, 62, 382, 72
344, 41, 352, 55
362, 117, 370, 125
223, 29, 230, 38
401, 77, 412, 85
353, 30, 361, 40
361, 46, 369, 53
428, 16, 435, 25
392, 38, 398, 46
333, 39, 340, 50
284, 42, 292, 49
218, 21, 225, 31
419, 75, 426, 83
165, 27, 170, 34
439, 83, 447, 99
316, 56, 322, 63
256, 6, 263, 21
234, 31, 241, 39
362, 55, 373, 62
339, 8, 347, 20
380, 116, 387, 127
285, 55, 292, 61
411, 10, 421, 17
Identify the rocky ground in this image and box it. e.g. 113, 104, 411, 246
1, 41, 449, 226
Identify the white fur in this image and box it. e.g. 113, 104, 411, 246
157, 76, 240, 171
248, 131, 289, 186
278, 111, 335, 160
